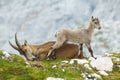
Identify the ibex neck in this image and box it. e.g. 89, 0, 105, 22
29, 45, 38, 55
87, 22, 94, 38
87, 22, 94, 36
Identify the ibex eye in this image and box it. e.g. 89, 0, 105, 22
94, 22, 97, 24
25, 49, 27, 52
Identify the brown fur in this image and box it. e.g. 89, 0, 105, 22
9, 34, 84, 61
36, 41, 82, 60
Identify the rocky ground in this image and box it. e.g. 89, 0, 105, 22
0, 50, 120, 80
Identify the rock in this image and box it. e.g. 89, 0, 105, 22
99, 71, 108, 76
90, 73, 102, 79
62, 69, 65, 72
90, 57, 113, 71
52, 65, 57, 68
3, 51, 10, 58
61, 60, 69, 64
2, 51, 10, 60
61, 60, 69, 65
84, 64, 92, 70
81, 72, 102, 80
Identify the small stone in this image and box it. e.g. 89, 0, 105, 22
62, 69, 65, 72
84, 64, 92, 70
52, 65, 57, 68
99, 71, 108, 76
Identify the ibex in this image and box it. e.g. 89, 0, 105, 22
9, 33, 84, 61
48, 16, 101, 59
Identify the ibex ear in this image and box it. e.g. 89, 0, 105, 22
91, 16, 94, 21
24, 40, 28, 46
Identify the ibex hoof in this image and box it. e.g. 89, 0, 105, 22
94, 57, 97, 59
32, 58, 37, 61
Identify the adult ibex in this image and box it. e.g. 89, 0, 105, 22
9, 33, 84, 61
48, 16, 101, 59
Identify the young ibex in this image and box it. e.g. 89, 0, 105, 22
9, 33, 84, 61
48, 16, 101, 59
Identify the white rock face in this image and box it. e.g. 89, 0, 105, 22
47, 77, 64, 80
70, 59, 89, 64
90, 57, 113, 71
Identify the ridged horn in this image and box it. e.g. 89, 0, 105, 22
9, 41, 20, 51
9, 41, 24, 55
15, 33, 22, 50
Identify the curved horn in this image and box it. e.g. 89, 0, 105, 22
9, 41, 20, 51
15, 33, 22, 50
9, 41, 24, 55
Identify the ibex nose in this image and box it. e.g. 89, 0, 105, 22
32, 57, 37, 61
98, 27, 101, 29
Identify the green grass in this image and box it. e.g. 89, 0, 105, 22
0, 50, 120, 80
0, 54, 84, 80
29, 59, 84, 80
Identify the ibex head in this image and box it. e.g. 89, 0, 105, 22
91, 16, 101, 29
9, 33, 34, 61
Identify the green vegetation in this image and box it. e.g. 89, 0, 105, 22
0, 51, 83, 80
0, 50, 120, 80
